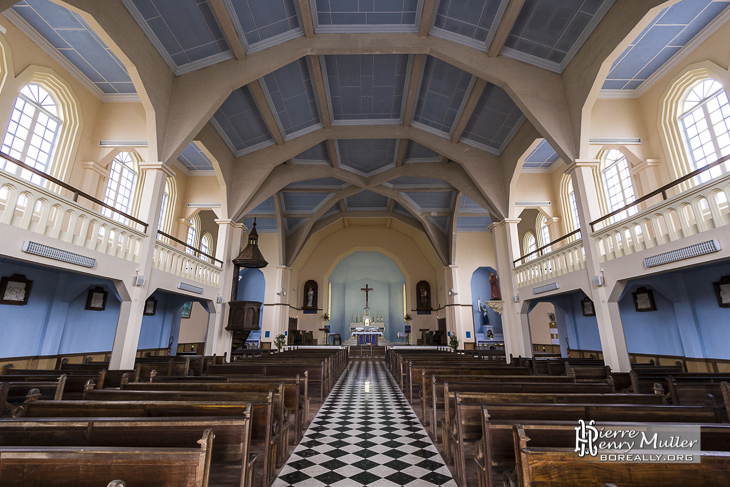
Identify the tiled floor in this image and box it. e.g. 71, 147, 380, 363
273, 361, 457, 487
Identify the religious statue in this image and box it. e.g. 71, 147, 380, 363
489, 272, 500, 300
477, 297, 490, 325
416, 280, 431, 310
302, 280, 318, 310
307, 287, 314, 307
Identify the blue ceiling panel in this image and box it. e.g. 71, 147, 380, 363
250, 196, 277, 214
503, 0, 614, 71
124, 0, 232, 71
338, 139, 397, 174
345, 190, 389, 210
263, 58, 321, 137
322, 204, 341, 218
393, 201, 411, 215
244, 216, 278, 232
388, 177, 451, 188
281, 192, 333, 213
285, 217, 307, 234
404, 141, 442, 162
177, 143, 214, 171
12, 1, 135, 94
404, 190, 455, 211
413, 56, 473, 135
428, 216, 451, 233
228, 0, 302, 50
325, 54, 409, 121
459, 195, 488, 213
457, 215, 493, 231
211, 86, 274, 154
461, 83, 525, 153
292, 142, 331, 164
523, 139, 560, 169
431, 0, 507, 48
286, 177, 347, 189
314, 0, 419, 32
603, 1, 730, 91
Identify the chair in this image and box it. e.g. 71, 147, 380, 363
303, 331, 314, 346
397, 332, 408, 343
331, 334, 342, 346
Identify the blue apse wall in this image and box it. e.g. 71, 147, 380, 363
539, 291, 602, 354
328, 251, 406, 343
238, 268, 265, 327
470, 267, 503, 336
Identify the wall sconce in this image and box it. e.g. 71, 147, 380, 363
276, 288, 287, 296
448, 288, 458, 296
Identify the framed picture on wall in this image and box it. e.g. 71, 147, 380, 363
632, 287, 656, 312
0, 274, 33, 306
144, 296, 157, 316
85, 287, 108, 311
181, 301, 193, 319
581, 297, 595, 317
713, 276, 730, 308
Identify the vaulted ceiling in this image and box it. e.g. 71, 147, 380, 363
4, 0, 730, 265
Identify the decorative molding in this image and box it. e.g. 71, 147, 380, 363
138, 162, 176, 177
81, 161, 108, 177
485, 300, 504, 315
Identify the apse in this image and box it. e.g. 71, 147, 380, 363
471, 267, 503, 338
328, 251, 406, 343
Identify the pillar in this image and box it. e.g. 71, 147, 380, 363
80, 161, 108, 206
443, 265, 460, 348
108, 162, 172, 370
271, 265, 292, 342
566, 160, 631, 372
203, 219, 244, 357
630, 159, 663, 208
490, 219, 531, 361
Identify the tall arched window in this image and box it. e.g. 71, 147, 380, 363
536, 213, 551, 252
568, 180, 581, 234
1, 84, 61, 186
602, 149, 637, 223
200, 232, 213, 262
102, 152, 137, 224
186, 214, 201, 255
523, 232, 537, 260
680, 79, 730, 182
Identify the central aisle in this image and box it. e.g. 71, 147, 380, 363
274, 361, 457, 486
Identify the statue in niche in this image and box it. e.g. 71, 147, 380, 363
477, 297, 490, 325
489, 272, 501, 300
303, 280, 318, 310
416, 280, 431, 310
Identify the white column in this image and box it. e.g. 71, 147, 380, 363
273, 265, 292, 339
443, 265, 460, 348
566, 160, 631, 372
203, 219, 244, 357
109, 162, 172, 370
490, 219, 531, 361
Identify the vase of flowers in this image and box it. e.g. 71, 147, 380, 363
449, 333, 459, 351
274, 333, 286, 352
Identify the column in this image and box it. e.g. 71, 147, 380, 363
547, 216, 562, 249
203, 219, 244, 357
630, 159, 663, 208
108, 162, 172, 370
566, 160, 632, 372
271, 265, 292, 342
490, 219, 531, 361
443, 265, 460, 348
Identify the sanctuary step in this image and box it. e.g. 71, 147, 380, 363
349, 345, 386, 359
343, 336, 396, 347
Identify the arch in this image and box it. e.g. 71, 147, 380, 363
536, 212, 551, 251
470, 267, 503, 338
560, 174, 581, 236
598, 148, 637, 223
186, 214, 201, 253
200, 231, 214, 261
158, 175, 178, 235
522, 231, 537, 258
0, 33, 12, 96
101, 151, 140, 224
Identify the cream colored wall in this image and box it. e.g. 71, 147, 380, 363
179, 302, 208, 344
453, 231, 497, 345
528, 302, 554, 346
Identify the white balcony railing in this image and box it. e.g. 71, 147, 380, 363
0, 169, 146, 262
593, 172, 730, 263
152, 240, 221, 288
514, 238, 586, 287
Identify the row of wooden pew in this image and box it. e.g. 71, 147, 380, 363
386, 348, 730, 487
0, 347, 348, 487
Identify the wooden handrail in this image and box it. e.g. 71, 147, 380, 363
590, 154, 730, 231
0, 151, 149, 232
513, 229, 581, 266
157, 230, 223, 265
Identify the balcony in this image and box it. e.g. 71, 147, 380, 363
514, 231, 585, 287
153, 233, 222, 288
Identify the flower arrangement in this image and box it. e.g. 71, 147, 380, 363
322, 312, 330, 322
404, 314, 412, 322
274, 333, 286, 351
449, 333, 459, 351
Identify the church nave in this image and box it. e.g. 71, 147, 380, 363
274, 361, 456, 487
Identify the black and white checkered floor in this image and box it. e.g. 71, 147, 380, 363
273, 361, 457, 487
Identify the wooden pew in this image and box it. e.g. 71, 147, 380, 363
566, 364, 612, 382
0, 415, 258, 487
0, 371, 100, 395
512, 424, 730, 487
18, 397, 279, 487
477, 420, 730, 487
0, 429, 214, 487
450, 399, 726, 487
209, 363, 328, 402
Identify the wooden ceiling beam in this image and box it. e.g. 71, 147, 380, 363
487, 0, 526, 58
451, 78, 486, 143
248, 81, 285, 145
209, 0, 247, 60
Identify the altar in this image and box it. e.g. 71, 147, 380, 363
348, 283, 386, 345
350, 326, 384, 345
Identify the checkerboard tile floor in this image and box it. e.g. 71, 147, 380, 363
273, 361, 457, 487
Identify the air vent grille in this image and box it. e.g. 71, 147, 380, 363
533, 282, 560, 294
177, 282, 203, 294
644, 240, 720, 268
22, 241, 96, 268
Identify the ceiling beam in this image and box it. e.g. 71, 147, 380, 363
451, 78, 486, 143
395, 138, 408, 167
296, 0, 315, 37
274, 192, 286, 265
402, 54, 423, 127
418, 0, 437, 37
326, 139, 339, 168
487, 0, 526, 57
209, 0, 246, 60
248, 81, 285, 145
309, 56, 332, 128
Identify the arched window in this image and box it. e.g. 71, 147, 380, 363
536, 213, 551, 252
602, 149, 636, 223
1, 84, 61, 186
680, 79, 730, 182
156, 176, 177, 239
568, 180, 581, 233
523, 232, 537, 260
200, 232, 213, 262
186, 214, 201, 255
102, 152, 137, 224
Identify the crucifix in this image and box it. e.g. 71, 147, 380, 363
361, 283, 373, 310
